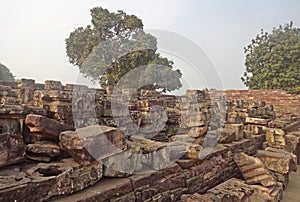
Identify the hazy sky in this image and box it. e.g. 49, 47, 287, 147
0, 0, 300, 90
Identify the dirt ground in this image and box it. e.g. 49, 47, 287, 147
282, 165, 300, 202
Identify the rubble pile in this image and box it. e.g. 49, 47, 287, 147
0, 79, 299, 201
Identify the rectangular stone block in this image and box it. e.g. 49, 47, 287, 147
265, 128, 286, 148
258, 147, 297, 174
245, 117, 269, 126
216, 128, 235, 144
25, 114, 75, 139
59, 125, 126, 165
224, 124, 243, 141
0, 133, 26, 168
44, 80, 62, 90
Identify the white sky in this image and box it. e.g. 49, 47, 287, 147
0, 0, 300, 90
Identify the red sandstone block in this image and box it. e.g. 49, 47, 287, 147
25, 114, 75, 139
0, 133, 26, 168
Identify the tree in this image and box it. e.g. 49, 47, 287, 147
0, 63, 14, 81
66, 7, 182, 92
241, 22, 300, 93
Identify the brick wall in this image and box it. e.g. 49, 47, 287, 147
51, 135, 265, 202
224, 90, 300, 115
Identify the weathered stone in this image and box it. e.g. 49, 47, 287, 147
59, 125, 126, 165
268, 120, 288, 128
271, 171, 289, 189
224, 124, 243, 141
244, 124, 264, 135
207, 178, 283, 202
25, 114, 75, 139
181, 193, 217, 202
50, 177, 133, 202
245, 117, 269, 126
170, 135, 194, 144
283, 121, 300, 132
26, 141, 61, 162
226, 111, 242, 124
285, 133, 299, 153
243, 130, 253, 139
184, 144, 202, 159
44, 80, 62, 90
0, 133, 26, 168
0, 158, 102, 202
180, 111, 208, 128
17, 78, 35, 88
234, 152, 276, 187
215, 128, 235, 144
187, 126, 208, 138
102, 145, 143, 177
127, 137, 179, 171
258, 147, 297, 174
0, 118, 21, 135
265, 128, 286, 148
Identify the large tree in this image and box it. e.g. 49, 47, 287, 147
0, 63, 14, 81
66, 7, 182, 92
241, 22, 300, 93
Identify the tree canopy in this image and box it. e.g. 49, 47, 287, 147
66, 7, 182, 92
241, 22, 300, 93
0, 63, 14, 81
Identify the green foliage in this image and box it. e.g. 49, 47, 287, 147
66, 7, 182, 92
0, 63, 14, 81
241, 22, 300, 93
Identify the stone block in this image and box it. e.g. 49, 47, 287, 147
26, 141, 61, 162
187, 126, 208, 138
0, 133, 26, 168
17, 78, 35, 88
226, 111, 242, 124
285, 134, 299, 153
244, 124, 264, 135
234, 152, 276, 187
59, 125, 126, 165
207, 178, 283, 202
0, 118, 21, 135
0, 158, 102, 202
245, 117, 269, 126
243, 130, 253, 139
283, 121, 300, 132
258, 147, 297, 174
265, 128, 286, 148
216, 128, 235, 144
25, 114, 75, 139
224, 124, 243, 141
44, 80, 62, 90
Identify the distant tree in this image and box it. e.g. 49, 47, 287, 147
241, 22, 300, 93
0, 63, 14, 81
66, 7, 182, 92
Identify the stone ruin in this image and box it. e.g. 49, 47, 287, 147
0, 79, 299, 201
